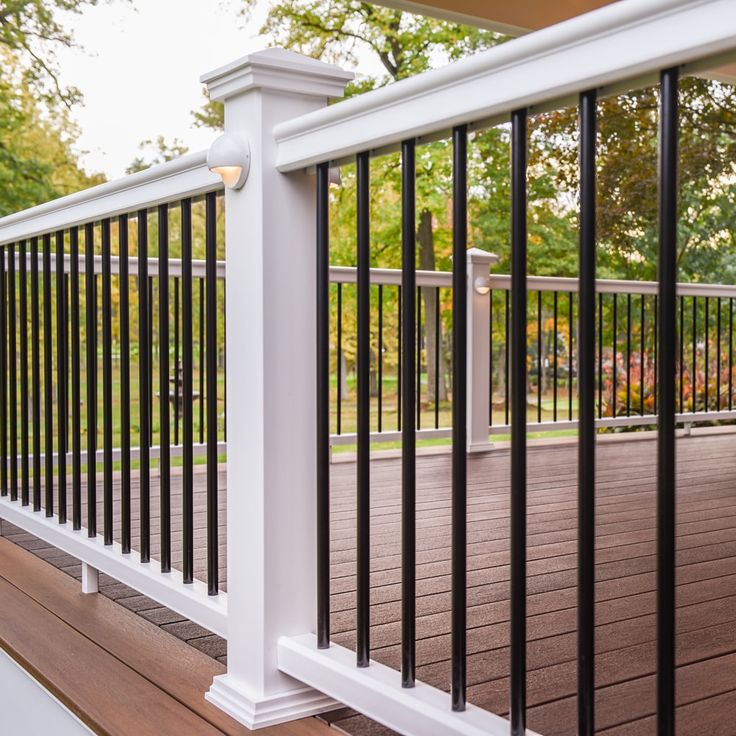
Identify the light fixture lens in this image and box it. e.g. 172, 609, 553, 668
207, 133, 250, 189
211, 165, 243, 189
474, 276, 491, 295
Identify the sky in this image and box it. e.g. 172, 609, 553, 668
54, 0, 274, 179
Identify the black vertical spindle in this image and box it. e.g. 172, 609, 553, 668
174, 277, 180, 446
55, 232, 66, 523
158, 204, 171, 572
316, 163, 330, 647
626, 293, 632, 417
569, 292, 574, 421
692, 296, 697, 413
119, 214, 131, 553
397, 285, 402, 431
553, 290, 558, 422
8, 243, 17, 502
138, 211, 151, 562
598, 292, 603, 419
434, 290, 440, 429
505, 290, 510, 425
717, 297, 721, 411
19, 241, 29, 505
612, 293, 617, 417
417, 286, 422, 430
84, 224, 96, 536
356, 150, 371, 667
679, 296, 683, 414
537, 290, 542, 423
0, 248, 6, 498
451, 124, 468, 712
30, 239, 41, 511
730, 298, 733, 412
657, 66, 678, 736
205, 191, 219, 595
42, 235, 52, 515
181, 200, 194, 583
401, 139, 416, 687
69, 230, 81, 528
705, 297, 709, 411
101, 220, 113, 544
378, 284, 383, 433
199, 278, 205, 444
578, 88, 597, 736
510, 108, 528, 735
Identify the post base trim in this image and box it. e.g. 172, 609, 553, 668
206, 673, 342, 730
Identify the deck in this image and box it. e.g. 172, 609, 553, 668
3, 430, 736, 735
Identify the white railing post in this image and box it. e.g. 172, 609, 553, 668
466, 248, 499, 452
201, 50, 353, 728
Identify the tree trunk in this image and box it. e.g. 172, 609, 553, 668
417, 209, 448, 404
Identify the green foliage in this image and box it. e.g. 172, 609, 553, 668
126, 136, 190, 174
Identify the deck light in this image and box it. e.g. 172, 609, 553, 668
207, 133, 250, 189
474, 276, 491, 295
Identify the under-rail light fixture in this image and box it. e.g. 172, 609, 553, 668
474, 276, 491, 295
207, 133, 251, 190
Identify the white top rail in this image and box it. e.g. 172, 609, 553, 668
275, 0, 736, 171
0, 151, 223, 247
329, 266, 736, 299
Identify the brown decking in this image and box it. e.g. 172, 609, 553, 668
3, 431, 736, 735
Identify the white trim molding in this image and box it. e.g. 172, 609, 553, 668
274, 0, 736, 171
279, 634, 542, 736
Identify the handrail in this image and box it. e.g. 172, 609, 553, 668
329, 265, 736, 299
0, 151, 223, 246
275, 0, 736, 171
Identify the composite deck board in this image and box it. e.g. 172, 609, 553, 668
3, 432, 736, 735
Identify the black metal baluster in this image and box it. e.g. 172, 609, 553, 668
553, 290, 558, 422
69, 230, 81, 528
356, 150, 371, 667
578, 87, 597, 736
138, 211, 151, 562
626, 293, 632, 417
730, 298, 733, 412
569, 292, 574, 421
0, 247, 6, 498
612, 293, 617, 417
654, 294, 658, 415
42, 235, 53, 515
401, 139, 416, 687
692, 296, 697, 413
510, 108, 528, 735
8, 243, 17, 502
451, 124, 468, 712
657, 66, 678, 736
417, 286, 422, 431
19, 241, 29, 505
490, 292, 494, 427
119, 215, 131, 553
205, 191, 219, 595
705, 297, 709, 411
101, 220, 113, 544
199, 278, 205, 445
378, 284, 383, 433
505, 290, 510, 425
337, 283, 342, 435
174, 277, 180, 446
55, 232, 66, 523
158, 204, 171, 572
29, 239, 41, 512
598, 292, 603, 419
181, 199, 194, 584
643, 295, 647, 416
434, 289, 440, 429
149, 277, 154, 446
537, 290, 542, 423
84, 224, 96, 536
397, 285, 402, 432
717, 297, 721, 411
316, 163, 330, 647
679, 296, 684, 414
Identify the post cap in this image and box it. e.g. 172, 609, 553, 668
201, 48, 354, 103
466, 247, 499, 266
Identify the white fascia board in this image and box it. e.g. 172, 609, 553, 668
275, 0, 736, 171
0, 151, 222, 246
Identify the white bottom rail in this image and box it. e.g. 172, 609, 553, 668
278, 634, 542, 736
0, 496, 227, 638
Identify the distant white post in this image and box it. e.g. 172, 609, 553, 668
466, 248, 499, 452
201, 50, 353, 729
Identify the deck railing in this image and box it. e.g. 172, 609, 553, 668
1, 2, 736, 736
0, 153, 228, 636
328, 268, 736, 447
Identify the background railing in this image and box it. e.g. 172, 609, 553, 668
329, 268, 736, 446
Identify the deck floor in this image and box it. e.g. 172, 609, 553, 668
3, 431, 736, 735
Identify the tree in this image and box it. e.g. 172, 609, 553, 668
126, 136, 190, 175
0, 0, 109, 107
